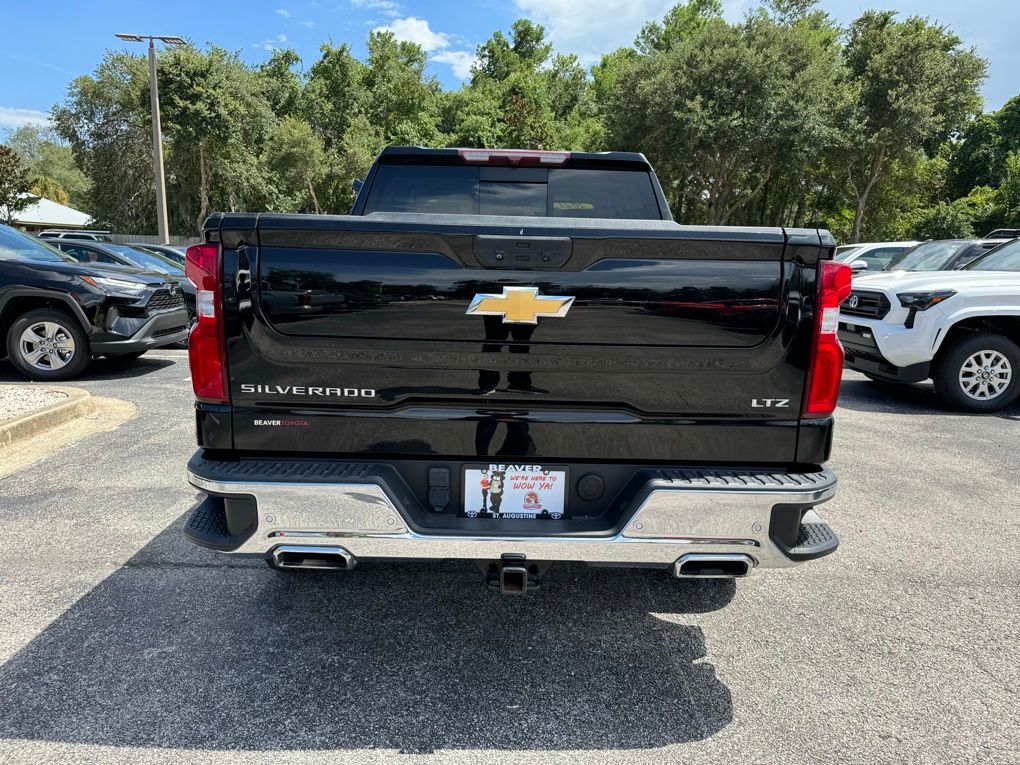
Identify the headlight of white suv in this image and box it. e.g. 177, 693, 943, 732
896, 290, 956, 311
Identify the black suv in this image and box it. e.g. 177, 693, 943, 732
51, 239, 196, 318
0, 224, 189, 380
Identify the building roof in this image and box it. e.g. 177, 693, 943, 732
14, 195, 91, 228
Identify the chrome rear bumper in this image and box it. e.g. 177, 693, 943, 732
187, 461, 837, 571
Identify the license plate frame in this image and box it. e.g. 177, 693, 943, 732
462, 464, 568, 520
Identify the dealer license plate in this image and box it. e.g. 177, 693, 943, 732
462, 464, 567, 520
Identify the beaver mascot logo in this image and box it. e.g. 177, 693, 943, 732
487, 469, 506, 514
476, 468, 506, 515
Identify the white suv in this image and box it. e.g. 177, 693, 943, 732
834, 241, 919, 274
839, 239, 1020, 412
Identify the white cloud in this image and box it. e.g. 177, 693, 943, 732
252, 33, 289, 51
0, 106, 50, 129
373, 16, 448, 52
351, 0, 399, 11
301, 19, 315, 27
275, 8, 290, 17
512, 0, 673, 63
511, 0, 751, 62
432, 50, 475, 80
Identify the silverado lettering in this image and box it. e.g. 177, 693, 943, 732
184, 146, 849, 594
240, 384, 376, 397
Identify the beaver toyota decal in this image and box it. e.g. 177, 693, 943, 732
463, 464, 566, 520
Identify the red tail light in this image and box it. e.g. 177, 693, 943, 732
185, 242, 229, 404
457, 148, 570, 166
802, 259, 852, 418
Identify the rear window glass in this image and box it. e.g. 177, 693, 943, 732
363, 164, 663, 220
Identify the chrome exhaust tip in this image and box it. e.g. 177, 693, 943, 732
673, 553, 755, 579
271, 545, 357, 571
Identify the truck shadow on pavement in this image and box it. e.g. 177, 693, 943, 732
0, 515, 734, 754
0, 355, 177, 384
838, 377, 1020, 420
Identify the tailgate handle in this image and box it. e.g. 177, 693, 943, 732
473, 235, 572, 269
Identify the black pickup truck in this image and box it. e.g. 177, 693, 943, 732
183, 147, 850, 593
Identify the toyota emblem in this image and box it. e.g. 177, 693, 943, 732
847, 294, 860, 309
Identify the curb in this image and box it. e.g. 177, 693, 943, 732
0, 386, 96, 452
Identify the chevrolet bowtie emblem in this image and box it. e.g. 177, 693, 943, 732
466, 286, 575, 325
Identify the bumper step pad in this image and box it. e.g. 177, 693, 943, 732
776, 517, 839, 561
187, 454, 381, 483
183, 496, 233, 550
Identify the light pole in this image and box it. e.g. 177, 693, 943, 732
115, 33, 185, 244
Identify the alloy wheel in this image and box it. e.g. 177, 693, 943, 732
18, 321, 76, 371
958, 350, 1012, 401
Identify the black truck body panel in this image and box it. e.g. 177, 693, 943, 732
203, 214, 832, 466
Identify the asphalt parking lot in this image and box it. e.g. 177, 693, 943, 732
0, 351, 1017, 764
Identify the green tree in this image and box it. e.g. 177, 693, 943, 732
0, 145, 34, 224
840, 11, 986, 241
439, 84, 501, 148
31, 177, 68, 206
469, 20, 563, 149
363, 31, 442, 145
302, 43, 367, 152
265, 117, 328, 213
948, 97, 1020, 199
999, 151, 1020, 223
474, 20, 551, 84
6, 125, 90, 209
301, 43, 373, 213
157, 45, 276, 232
910, 199, 975, 239
602, 1, 844, 225
53, 51, 155, 233
258, 49, 303, 118
499, 69, 555, 149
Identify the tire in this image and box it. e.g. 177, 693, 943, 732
933, 332, 1020, 413
6, 308, 91, 381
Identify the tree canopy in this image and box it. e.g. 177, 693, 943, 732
35, 1, 1014, 241
0, 145, 34, 224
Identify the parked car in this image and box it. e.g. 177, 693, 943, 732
129, 243, 186, 266
0, 224, 188, 380
52, 239, 195, 348
882, 238, 1012, 272
834, 241, 919, 273
183, 146, 848, 590
840, 237, 1020, 412
37, 229, 113, 242
985, 228, 1020, 238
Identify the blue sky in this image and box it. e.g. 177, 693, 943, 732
2, 0, 1017, 131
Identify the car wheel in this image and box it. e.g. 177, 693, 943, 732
6, 308, 91, 381
933, 332, 1020, 413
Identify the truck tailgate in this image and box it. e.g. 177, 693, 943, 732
217, 213, 825, 463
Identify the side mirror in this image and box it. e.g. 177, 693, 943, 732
352, 178, 364, 193
850, 260, 869, 272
